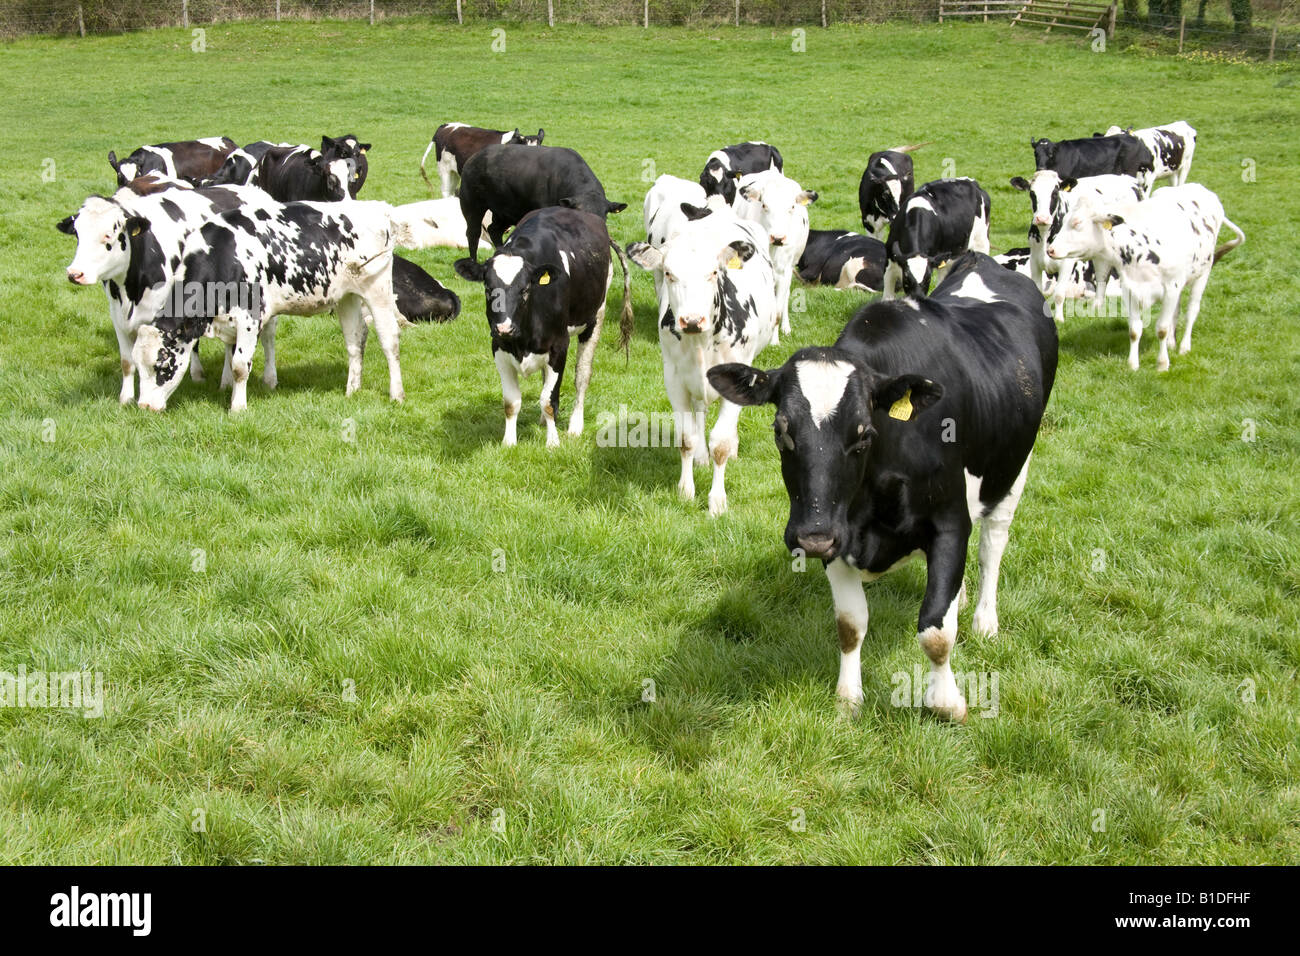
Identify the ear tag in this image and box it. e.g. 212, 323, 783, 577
889, 389, 913, 421
537, 271, 551, 285
727, 254, 742, 270
130, 225, 142, 237
1061, 183, 1073, 192
1101, 220, 1113, 231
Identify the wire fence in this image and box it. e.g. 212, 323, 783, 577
1, 0, 1295, 59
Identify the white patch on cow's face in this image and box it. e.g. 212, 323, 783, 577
560, 250, 571, 275
117, 161, 140, 182
879, 157, 896, 177
658, 235, 725, 332
951, 272, 1001, 303
737, 171, 811, 246
326, 159, 350, 201
887, 179, 902, 208
906, 256, 929, 287
907, 195, 935, 215
795, 360, 854, 428
491, 255, 526, 285
1047, 199, 1108, 261
65, 197, 132, 285
1029, 170, 1062, 227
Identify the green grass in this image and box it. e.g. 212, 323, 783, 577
1, 20, 1298, 864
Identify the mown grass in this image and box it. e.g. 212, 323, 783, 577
0, 20, 1297, 864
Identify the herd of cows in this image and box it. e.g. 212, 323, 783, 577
55, 119, 1244, 721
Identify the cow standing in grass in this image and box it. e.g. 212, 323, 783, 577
733, 169, 817, 342
709, 253, 1057, 720
422, 123, 544, 197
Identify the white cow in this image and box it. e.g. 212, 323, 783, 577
1047, 183, 1244, 371
733, 169, 817, 343
389, 198, 494, 251
627, 208, 778, 516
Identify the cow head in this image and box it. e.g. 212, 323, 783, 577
1046, 195, 1118, 262
1010, 169, 1067, 229
57, 197, 148, 285
627, 230, 758, 336
557, 195, 626, 217
1030, 138, 1057, 171
132, 323, 194, 412
737, 172, 817, 248
863, 151, 914, 233
455, 252, 561, 339
515, 128, 545, 146
320, 135, 370, 197
108, 150, 142, 188
708, 350, 943, 561
304, 151, 350, 202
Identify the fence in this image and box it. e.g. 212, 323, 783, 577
1, 0, 1295, 59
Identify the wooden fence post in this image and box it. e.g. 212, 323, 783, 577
547, 0, 554, 27
821, 0, 827, 28
1269, 22, 1278, 61
939, 2, 944, 25
1108, 2, 1117, 38
182, 0, 189, 28
77, 2, 85, 36
456, 0, 463, 26
735, 0, 740, 27
644, 0, 649, 28
1178, 14, 1185, 52
370, 0, 375, 25
275, 0, 280, 21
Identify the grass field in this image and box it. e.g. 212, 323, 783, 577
1, 20, 1297, 864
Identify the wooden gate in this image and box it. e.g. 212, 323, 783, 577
939, 1, 1117, 38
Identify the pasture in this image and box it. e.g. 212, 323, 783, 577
1, 19, 1297, 864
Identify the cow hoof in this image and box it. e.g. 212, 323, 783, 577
1178, 343, 1191, 356
1157, 360, 1170, 373
137, 400, 164, 413
190, 368, 205, 383
707, 492, 728, 517
567, 414, 584, 436
501, 435, 517, 448
929, 696, 968, 724
263, 372, 278, 390
836, 690, 864, 719
118, 393, 134, 407
677, 482, 695, 502
391, 390, 406, 403
972, 608, 999, 638
546, 435, 560, 450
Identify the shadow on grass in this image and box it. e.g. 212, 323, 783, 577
1057, 314, 1130, 363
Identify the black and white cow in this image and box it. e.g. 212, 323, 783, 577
699, 141, 784, 206
253, 145, 350, 203
708, 252, 1058, 720
1010, 170, 1144, 320
320, 134, 371, 198
993, 247, 1033, 277
733, 169, 817, 341
797, 230, 888, 292
456, 144, 627, 261
422, 123, 544, 197
108, 137, 237, 187
129, 199, 417, 412
642, 174, 728, 250
883, 178, 991, 298
453, 206, 628, 447
1103, 121, 1197, 190
1047, 183, 1244, 371
1031, 132, 1156, 193
203, 141, 288, 187
627, 205, 778, 516
858, 143, 928, 240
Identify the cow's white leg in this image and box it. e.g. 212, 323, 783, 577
112, 321, 136, 405
826, 557, 868, 715
882, 261, 901, 301
1154, 282, 1184, 372
539, 355, 564, 449
438, 155, 458, 198
569, 326, 601, 438
1125, 289, 1145, 371
1179, 271, 1210, 356
220, 345, 234, 390
706, 399, 742, 517
338, 295, 367, 395
973, 456, 1030, 638
369, 304, 405, 403
775, 264, 793, 337
227, 314, 259, 414
494, 349, 522, 447
665, 373, 696, 500
259, 315, 278, 389
917, 534, 968, 722
188, 349, 205, 383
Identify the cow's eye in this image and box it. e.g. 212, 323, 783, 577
665, 271, 676, 283
847, 436, 872, 454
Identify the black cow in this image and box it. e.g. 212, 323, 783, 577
423, 123, 545, 197
253, 145, 349, 203
453, 207, 631, 448
883, 178, 992, 298
797, 230, 887, 292
1030, 133, 1154, 189
392, 255, 460, 323
708, 252, 1057, 722
699, 141, 784, 206
108, 137, 237, 187
858, 144, 927, 239
320, 134, 371, 198
455, 144, 626, 261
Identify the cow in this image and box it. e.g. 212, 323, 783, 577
858, 143, 929, 239
384, 198, 494, 251
1031, 132, 1156, 194
203, 141, 289, 187
320, 134, 371, 197
422, 123, 544, 197
1010, 170, 1144, 321
455, 144, 627, 262
733, 169, 818, 341
1103, 121, 1197, 189
57, 184, 259, 402
797, 230, 888, 292
707, 252, 1058, 721
993, 247, 1033, 277
1047, 183, 1244, 371
253, 145, 350, 203
452, 206, 630, 448
129, 199, 420, 413
642, 174, 728, 250
883, 178, 991, 298
699, 141, 784, 206
108, 137, 237, 187
627, 206, 778, 516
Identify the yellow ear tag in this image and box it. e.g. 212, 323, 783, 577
727, 254, 742, 269
537, 271, 551, 285
1062, 183, 1073, 192
1101, 220, 1113, 231
889, 389, 913, 421
130, 225, 141, 236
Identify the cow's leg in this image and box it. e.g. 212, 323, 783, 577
1154, 282, 1184, 372
774, 256, 794, 337
540, 346, 567, 449
665, 372, 696, 500
494, 349, 522, 446
438, 155, 456, 198
826, 557, 868, 715
917, 530, 969, 722
368, 299, 405, 403
1178, 270, 1210, 356
569, 316, 603, 437
882, 260, 901, 301
338, 294, 367, 395
259, 315, 278, 389
227, 312, 260, 413
972, 456, 1031, 638
220, 345, 234, 390
112, 321, 136, 405
462, 202, 486, 258
1125, 289, 1145, 371
706, 399, 742, 517
188, 347, 205, 383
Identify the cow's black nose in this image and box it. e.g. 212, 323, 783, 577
797, 533, 836, 559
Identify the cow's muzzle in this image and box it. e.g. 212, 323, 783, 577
678, 316, 706, 334
67, 270, 90, 285
796, 532, 838, 560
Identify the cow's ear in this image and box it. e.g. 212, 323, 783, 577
359, 143, 371, 153
107, 151, 119, 171
1096, 213, 1124, 231
708, 363, 780, 407
738, 183, 759, 201
124, 215, 150, 238
1009, 176, 1030, 191
535, 129, 544, 143
874, 375, 942, 422
680, 202, 712, 222
532, 264, 561, 286
626, 241, 662, 271
1059, 177, 1078, 193
606, 201, 627, 214
797, 190, 818, 206
320, 136, 336, 151
557, 197, 578, 209
56, 215, 76, 235
719, 239, 757, 270
454, 257, 486, 282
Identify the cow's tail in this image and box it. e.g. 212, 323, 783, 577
611, 239, 634, 359
418, 139, 437, 197
1213, 217, 1245, 263
890, 141, 934, 154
